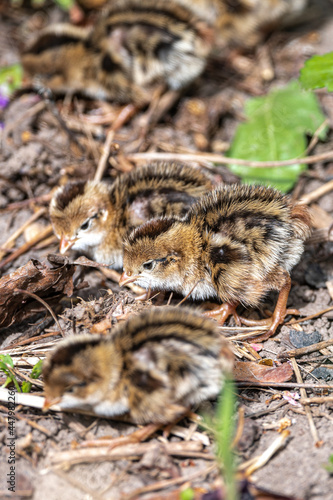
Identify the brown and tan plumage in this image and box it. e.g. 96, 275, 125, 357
49, 162, 212, 268
90, 0, 216, 90
22, 0, 308, 102
22, 0, 217, 102
214, 0, 308, 49
21, 23, 149, 104
43, 306, 233, 424
121, 184, 312, 338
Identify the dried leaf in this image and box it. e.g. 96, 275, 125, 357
234, 360, 293, 383
73, 255, 110, 268
0, 255, 75, 327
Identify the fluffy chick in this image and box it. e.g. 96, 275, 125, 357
91, 0, 217, 90
21, 23, 149, 104
214, 0, 308, 49
121, 184, 312, 337
43, 306, 233, 424
22, 0, 217, 101
49, 162, 212, 269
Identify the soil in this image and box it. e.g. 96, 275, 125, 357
0, 1, 333, 499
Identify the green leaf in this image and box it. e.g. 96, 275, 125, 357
0, 63, 23, 97
323, 455, 333, 474
53, 0, 74, 10
300, 52, 333, 91
0, 354, 21, 392
226, 80, 328, 191
0, 354, 14, 368
22, 381, 32, 393
215, 376, 238, 500
31, 359, 43, 379
180, 488, 195, 500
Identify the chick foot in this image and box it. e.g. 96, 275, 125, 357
238, 274, 294, 341
203, 302, 242, 326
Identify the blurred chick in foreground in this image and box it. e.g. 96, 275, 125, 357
121, 184, 311, 338
43, 306, 233, 424
49, 162, 212, 268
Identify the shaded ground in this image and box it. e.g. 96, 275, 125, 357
0, 2, 333, 499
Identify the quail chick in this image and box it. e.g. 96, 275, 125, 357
43, 306, 233, 424
49, 162, 212, 269
121, 184, 312, 338
21, 23, 149, 104
90, 0, 216, 90
22, 0, 216, 102
214, 0, 308, 49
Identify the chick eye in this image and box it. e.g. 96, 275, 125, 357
80, 220, 90, 231
143, 260, 156, 271
76, 381, 87, 388
67, 380, 87, 393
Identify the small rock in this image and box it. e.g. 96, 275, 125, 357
311, 367, 333, 381
289, 330, 322, 348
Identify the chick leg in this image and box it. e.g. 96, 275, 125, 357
238, 272, 292, 341
203, 302, 242, 326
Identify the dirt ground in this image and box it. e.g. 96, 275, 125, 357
0, 1, 333, 499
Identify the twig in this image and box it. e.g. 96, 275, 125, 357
94, 128, 116, 182
239, 430, 290, 476
0, 406, 52, 437
14, 289, 64, 337
126, 149, 333, 168
279, 338, 333, 359
176, 281, 201, 307
298, 179, 333, 205
123, 463, 217, 500
0, 388, 60, 411
304, 119, 330, 155
285, 306, 333, 326
5, 331, 60, 349
291, 358, 322, 446
0, 207, 47, 260
94, 104, 137, 182
297, 354, 333, 363
236, 381, 333, 389
1, 193, 52, 212
244, 400, 288, 419
12, 367, 43, 388
4, 100, 46, 137
49, 441, 205, 467
300, 396, 333, 405
232, 407, 245, 447
0, 224, 53, 269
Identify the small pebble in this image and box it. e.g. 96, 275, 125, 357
289, 329, 322, 348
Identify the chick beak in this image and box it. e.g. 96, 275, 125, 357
59, 236, 76, 254
119, 271, 139, 287
43, 396, 61, 412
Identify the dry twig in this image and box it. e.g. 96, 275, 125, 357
123, 463, 217, 500
0, 225, 53, 269
126, 149, 333, 168
239, 430, 290, 476
291, 358, 322, 446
